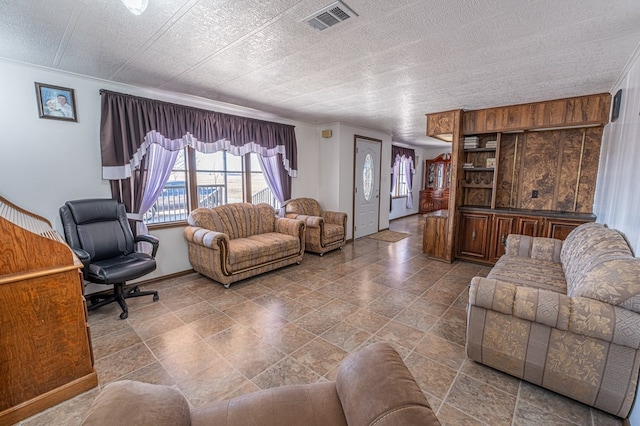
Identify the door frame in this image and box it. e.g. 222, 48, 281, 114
352, 135, 382, 239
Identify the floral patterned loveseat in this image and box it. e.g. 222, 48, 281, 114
466, 222, 640, 418
184, 203, 305, 288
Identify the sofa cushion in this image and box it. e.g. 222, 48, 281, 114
487, 256, 567, 293
572, 258, 640, 313
323, 223, 344, 244
285, 198, 322, 217
82, 380, 190, 426
189, 203, 277, 239
191, 382, 347, 426
506, 234, 563, 262
561, 223, 632, 295
227, 233, 301, 271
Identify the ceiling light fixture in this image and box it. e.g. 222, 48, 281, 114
120, 0, 148, 15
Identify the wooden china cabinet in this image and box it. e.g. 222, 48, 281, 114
419, 153, 451, 214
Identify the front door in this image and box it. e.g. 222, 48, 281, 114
354, 137, 381, 239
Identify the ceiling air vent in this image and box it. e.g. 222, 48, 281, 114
303, 1, 358, 31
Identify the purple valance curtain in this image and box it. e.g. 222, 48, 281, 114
99, 90, 298, 180
391, 145, 415, 167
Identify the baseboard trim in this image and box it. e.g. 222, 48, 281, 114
136, 269, 196, 286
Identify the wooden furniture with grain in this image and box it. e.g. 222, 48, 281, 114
424, 110, 463, 263
426, 93, 611, 264
422, 209, 449, 262
458, 207, 596, 264
0, 196, 97, 425
419, 153, 451, 214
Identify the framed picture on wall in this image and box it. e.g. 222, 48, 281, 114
35, 82, 78, 122
611, 89, 622, 122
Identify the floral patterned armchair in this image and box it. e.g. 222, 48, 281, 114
284, 198, 347, 255
466, 222, 640, 418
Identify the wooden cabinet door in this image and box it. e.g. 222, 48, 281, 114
490, 215, 515, 262
457, 212, 491, 260
516, 216, 543, 236
423, 211, 449, 261
544, 218, 585, 240
418, 190, 431, 214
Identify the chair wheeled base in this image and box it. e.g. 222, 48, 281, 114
87, 283, 159, 320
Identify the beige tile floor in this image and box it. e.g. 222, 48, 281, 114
20, 215, 623, 425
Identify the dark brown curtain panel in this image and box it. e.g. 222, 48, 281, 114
99, 90, 298, 180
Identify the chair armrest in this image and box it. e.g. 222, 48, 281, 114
322, 211, 347, 226
135, 234, 160, 257
336, 342, 439, 425
284, 213, 322, 228
505, 234, 563, 262
72, 247, 91, 279
275, 217, 306, 236
470, 277, 640, 348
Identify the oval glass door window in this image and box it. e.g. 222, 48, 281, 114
363, 153, 373, 201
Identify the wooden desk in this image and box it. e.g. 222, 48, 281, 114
0, 197, 97, 425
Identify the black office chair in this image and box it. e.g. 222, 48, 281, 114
60, 199, 159, 319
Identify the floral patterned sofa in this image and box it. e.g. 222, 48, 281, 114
184, 203, 305, 287
284, 198, 347, 255
466, 222, 640, 418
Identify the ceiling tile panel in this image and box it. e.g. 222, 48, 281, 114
1, 0, 639, 145
119, 0, 307, 88
56, 0, 193, 78
0, 0, 77, 66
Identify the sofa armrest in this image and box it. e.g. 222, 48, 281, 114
470, 277, 640, 349
505, 234, 563, 262
275, 217, 306, 236
82, 380, 190, 426
517, 287, 640, 348
469, 276, 517, 315
336, 342, 440, 425
322, 211, 347, 226
183, 226, 229, 249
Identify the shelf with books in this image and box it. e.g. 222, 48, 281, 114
459, 132, 500, 209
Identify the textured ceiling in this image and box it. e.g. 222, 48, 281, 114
2, 0, 640, 146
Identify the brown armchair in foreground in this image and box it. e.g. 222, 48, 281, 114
285, 198, 347, 255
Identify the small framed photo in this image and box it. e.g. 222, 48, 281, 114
35, 82, 77, 122
486, 157, 496, 168
611, 89, 622, 122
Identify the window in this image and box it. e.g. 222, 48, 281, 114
144, 148, 279, 226
392, 161, 408, 198
363, 153, 374, 202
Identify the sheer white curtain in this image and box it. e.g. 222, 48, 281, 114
391, 154, 415, 209
133, 143, 179, 250
405, 158, 414, 209
258, 155, 284, 202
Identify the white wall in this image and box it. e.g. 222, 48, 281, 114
595, 45, 640, 425
315, 122, 393, 239
0, 59, 322, 279
595, 45, 640, 255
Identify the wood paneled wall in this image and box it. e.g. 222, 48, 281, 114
462, 93, 611, 134
496, 127, 602, 212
